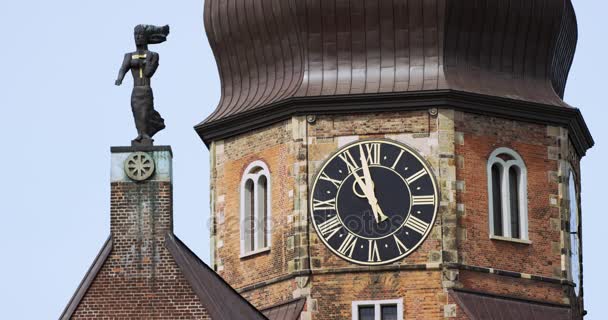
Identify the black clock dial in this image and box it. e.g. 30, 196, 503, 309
310, 139, 439, 265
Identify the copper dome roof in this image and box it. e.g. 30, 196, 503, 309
197, 0, 592, 155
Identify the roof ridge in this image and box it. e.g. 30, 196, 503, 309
59, 236, 113, 320
165, 232, 268, 320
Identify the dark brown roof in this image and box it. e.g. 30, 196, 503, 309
60, 234, 268, 320
261, 298, 306, 320
450, 289, 572, 320
165, 233, 268, 320
200, 0, 578, 126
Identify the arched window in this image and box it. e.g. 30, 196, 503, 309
566, 166, 581, 295
240, 161, 271, 256
487, 148, 529, 241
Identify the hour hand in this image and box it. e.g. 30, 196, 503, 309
358, 145, 388, 223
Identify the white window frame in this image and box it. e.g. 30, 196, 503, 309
352, 299, 403, 320
240, 160, 272, 258
566, 165, 581, 294
487, 147, 529, 242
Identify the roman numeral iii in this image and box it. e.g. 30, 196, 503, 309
405, 216, 430, 235
412, 195, 435, 206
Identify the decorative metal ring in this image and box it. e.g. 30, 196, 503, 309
124, 152, 155, 181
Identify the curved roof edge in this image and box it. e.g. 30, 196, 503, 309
195, 90, 594, 157
200, 0, 580, 125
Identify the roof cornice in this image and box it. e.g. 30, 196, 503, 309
195, 90, 594, 157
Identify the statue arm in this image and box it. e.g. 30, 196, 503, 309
144, 52, 159, 78
115, 53, 131, 86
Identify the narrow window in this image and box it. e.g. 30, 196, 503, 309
257, 175, 268, 249
240, 161, 272, 256
491, 164, 503, 236
509, 167, 520, 239
487, 148, 528, 240
568, 169, 580, 295
245, 179, 255, 252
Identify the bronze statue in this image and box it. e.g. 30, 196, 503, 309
115, 24, 170, 146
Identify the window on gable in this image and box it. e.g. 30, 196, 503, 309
352, 299, 403, 320
487, 148, 529, 241
240, 161, 271, 256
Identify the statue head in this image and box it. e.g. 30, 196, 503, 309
134, 24, 170, 46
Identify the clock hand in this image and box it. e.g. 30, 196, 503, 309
349, 165, 382, 223
358, 145, 389, 223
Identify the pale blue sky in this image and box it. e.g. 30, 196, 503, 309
0, 1, 605, 319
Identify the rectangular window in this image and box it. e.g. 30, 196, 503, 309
352, 299, 403, 320
358, 306, 375, 320
381, 305, 398, 320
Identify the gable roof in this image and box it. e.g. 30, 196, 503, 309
60, 236, 113, 320
450, 289, 572, 320
165, 233, 268, 320
60, 234, 267, 320
261, 298, 306, 320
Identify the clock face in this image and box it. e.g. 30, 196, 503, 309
310, 139, 439, 265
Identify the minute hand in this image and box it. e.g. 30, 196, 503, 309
359, 145, 389, 223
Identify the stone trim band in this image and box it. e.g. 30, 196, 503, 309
236, 262, 573, 294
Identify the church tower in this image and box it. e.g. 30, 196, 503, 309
197, 1, 594, 319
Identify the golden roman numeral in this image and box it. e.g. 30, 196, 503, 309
338, 150, 360, 174
313, 198, 336, 211
363, 143, 381, 165
391, 150, 405, 169
393, 234, 409, 255
337, 233, 358, 258
412, 195, 435, 206
405, 216, 430, 235
317, 215, 342, 240
320, 172, 342, 188
368, 240, 381, 262
406, 169, 428, 184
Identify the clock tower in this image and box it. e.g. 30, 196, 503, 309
197, 1, 593, 319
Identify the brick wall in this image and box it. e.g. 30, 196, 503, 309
210, 111, 458, 319
72, 150, 210, 319
311, 271, 445, 320
454, 112, 572, 305
211, 120, 296, 290
210, 109, 579, 319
